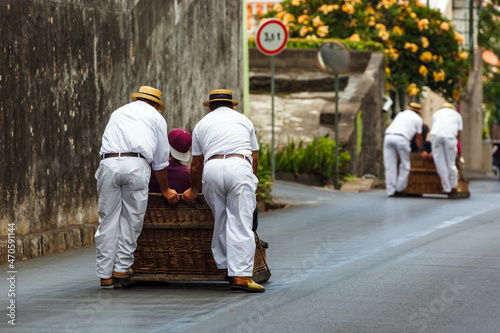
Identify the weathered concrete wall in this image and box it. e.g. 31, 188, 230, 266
0, 0, 242, 262
130, 0, 243, 131
0, 0, 132, 240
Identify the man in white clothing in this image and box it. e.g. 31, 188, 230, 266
183, 89, 264, 292
384, 102, 426, 196
430, 102, 463, 193
95, 86, 179, 287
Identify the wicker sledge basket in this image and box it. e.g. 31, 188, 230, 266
122, 194, 271, 286
404, 153, 470, 198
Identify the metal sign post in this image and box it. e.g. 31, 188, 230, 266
315, 42, 350, 189
255, 19, 288, 180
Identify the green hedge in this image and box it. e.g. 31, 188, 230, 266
248, 37, 384, 52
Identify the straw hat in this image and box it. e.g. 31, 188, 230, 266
168, 129, 192, 162
202, 89, 239, 107
441, 102, 456, 110
408, 102, 422, 113
131, 86, 166, 111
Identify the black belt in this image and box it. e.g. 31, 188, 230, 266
101, 152, 146, 159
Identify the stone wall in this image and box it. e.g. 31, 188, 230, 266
0, 0, 242, 263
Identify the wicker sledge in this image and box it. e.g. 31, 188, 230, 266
116, 194, 271, 287
404, 153, 470, 198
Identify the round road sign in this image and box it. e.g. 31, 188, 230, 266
256, 18, 289, 56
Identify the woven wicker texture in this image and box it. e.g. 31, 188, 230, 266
405, 153, 468, 195
133, 194, 270, 278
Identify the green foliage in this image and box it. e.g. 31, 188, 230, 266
259, 0, 470, 101
248, 37, 383, 52
256, 144, 274, 203
261, 134, 351, 181
478, 1, 500, 137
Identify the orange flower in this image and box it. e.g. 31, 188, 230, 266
283, 13, 295, 25
273, 4, 283, 12
455, 31, 465, 44
378, 30, 390, 41
407, 83, 420, 96
421, 37, 429, 48
433, 69, 446, 82
404, 43, 418, 53
385, 47, 399, 61
312, 16, 323, 27
440, 22, 449, 31
317, 25, 329, 38
419, 51, 433, 63
418, 18, 429, 30
342, 3, 355, 15
297, 14, 309, 24
393, 26, 403, 36
453, 90, 461, 99
318, 4, 330, 15
350, 33, 361, 42
459, 51, 468, 60
419, 65, 428, 77
299, 26, 313, 37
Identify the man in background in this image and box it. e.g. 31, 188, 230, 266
383, 102, 425, 197
430, 102, 463, 193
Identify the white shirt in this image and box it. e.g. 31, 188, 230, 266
385, 109, 423, 141
192, 107, 259, 163
99, 100, 170, 171
430, 107, 463, 138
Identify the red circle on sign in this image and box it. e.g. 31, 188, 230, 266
256, 19, 289, 56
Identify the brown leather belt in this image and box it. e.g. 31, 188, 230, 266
208, 154, 251, 164
101, 152, 146, 159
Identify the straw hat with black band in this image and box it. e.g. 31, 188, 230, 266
203, 89, 239, 107
131, 86, 166, 111
408, 102, 422, 113
441, 102, 456, 110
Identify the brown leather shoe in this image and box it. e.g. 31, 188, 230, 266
112, 269, 133, 279
100, 278, 113, 287
230, 276, 265, 293
112, 269, 134, 287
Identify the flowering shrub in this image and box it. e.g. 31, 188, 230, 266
263, 0, 470, 101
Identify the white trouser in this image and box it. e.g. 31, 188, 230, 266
94, 157, 150, 278
383, 134, 411, 196
431, 135, 458, 193
202, 157, 258, 277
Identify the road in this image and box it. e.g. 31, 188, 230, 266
2, 175, 500, 333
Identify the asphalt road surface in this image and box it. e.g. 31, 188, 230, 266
2, 176, 500, 333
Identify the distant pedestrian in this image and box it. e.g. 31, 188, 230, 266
430, 102, 463, 193
182, 89, 264, 292
95, 86, 179, 287
384, 102, 426, 196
